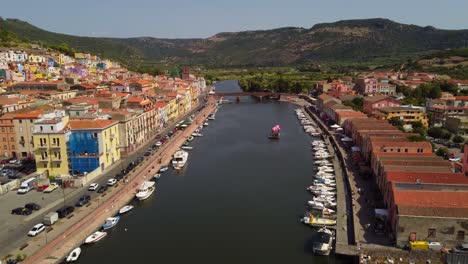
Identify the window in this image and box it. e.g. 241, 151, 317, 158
11, 145, 14, 150
10, 137, 14, 142
428, 228, 436, 238
2, 138, 5, 142
40, 126, 43, 132
50, 126, 53, 130
19, 127, 23, 132
30, 119, 33, 123
9, 127, 13, 132
3, 145, 6, 150
19, 120, 22, 124
457, 231, 465, 241
1, 128, 4, 132
44, 164, 47, 168
56, 164, 60, 168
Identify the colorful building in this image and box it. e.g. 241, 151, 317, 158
374, 106, 429, 128
0, 114, 17, 159
13, 110, 44, 159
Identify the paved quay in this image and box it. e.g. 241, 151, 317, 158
15, 99, 217, 264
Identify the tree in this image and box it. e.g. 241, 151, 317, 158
436, 147, 449, 158
389, 117, 404, 127
453, 135, 465, 144
428, 127, 443, 138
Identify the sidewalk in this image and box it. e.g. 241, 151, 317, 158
17, 100, 217, 264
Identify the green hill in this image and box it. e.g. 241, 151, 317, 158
1, 17, 468, 67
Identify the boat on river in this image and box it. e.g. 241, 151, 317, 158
66, 247, 81, 262
159, 167, 169, 173
181, 146, 194, 150
268, 124, 281, 139
119, 205, 134, 214
153, 173, 161, 179
102, 216, 120, 230
172, 150, 188, 169
187, 136, 194, 141
135, 181, 156, 201
301, 215, 337, 226
313, 227, 334, 255
85, 231, 107, 244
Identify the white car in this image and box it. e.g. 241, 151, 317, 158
107, 178, 117, 186
43, 183, 59, 193
155, 141, 162, 147
449, 157, 461, 162
88, 183, 99, 191
28, 223, 45, 237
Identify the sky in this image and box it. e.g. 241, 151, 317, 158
1, 0, 468, 39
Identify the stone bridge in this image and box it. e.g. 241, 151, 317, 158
212, 92, 295, 101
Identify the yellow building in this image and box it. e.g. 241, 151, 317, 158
68, 119, 120, 174
166, 97, 179, 122
33, 111, 71, 177
374, 106, 429, 128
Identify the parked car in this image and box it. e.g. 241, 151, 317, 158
451, 243, 468, 254
8, 159, 18, 164
107, 178, 117, 186
28, 223, 45, 237
115, 173, 124, 181
156, 141, 162, 147
43, 212, 58, 226
75, 194, 91, 207
43, 182, 59, 193
11, 207, 32, 215
137, 157, 144, 163
151, 145, 157, 151
88, 183, 99, 191
56, 205, 74, 218
36, 185, 49, 192
25, 203, 41, 211
97, 185, 108, 193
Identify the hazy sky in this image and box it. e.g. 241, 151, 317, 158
1, 0, 467, 38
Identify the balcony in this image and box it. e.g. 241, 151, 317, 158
37, 156, 49, 162
50, 144, 61, 149
37, 144, 48, 150
19, 139, 25, 145
110, 133, 115, 141
51, 156, 62, 162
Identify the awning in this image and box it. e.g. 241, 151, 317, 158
336, 127, 343, 131
351, 146, 360, 152
330, 124, 341, 129
341, 137, 353, 142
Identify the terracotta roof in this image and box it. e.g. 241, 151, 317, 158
13, 110, 44, 119
155, 102, 168, 108
394, 190, 468, 210
336, 111, 367, 118
127, 97, 144, 103
398, 205, 468, 218
69, 119, 118, 130
386, 172, 468, 185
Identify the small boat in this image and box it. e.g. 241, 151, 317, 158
66, 247, 81, 262
159, 167, 169, 173
307, 201, 325, 210
313, 227, 334, 255
203, 122, 209, 126
301, 215, 336, 226
119, 205, 134, 214
181, 146, 194, 150
187, 136, 194, 142
84, 231, 107, 244
135, 181, 156, 201
102, 216, 120, 230
154, 173, 161, 179
268, 124, 281, 139
322, 208, 336, 215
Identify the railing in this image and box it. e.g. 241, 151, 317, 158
50, 144, 61, 149
51, 156, 62, 162
37, 144, 48, 149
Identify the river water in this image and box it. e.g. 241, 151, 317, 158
78, 80, 344, 264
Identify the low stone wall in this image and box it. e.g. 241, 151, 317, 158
0, 179, 19, 195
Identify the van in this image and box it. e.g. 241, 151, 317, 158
56, 205, 75, 218
17, 186, 31, 194
44, 212, 58, 225
410, 241, 429, 250
20, 178, 37, 188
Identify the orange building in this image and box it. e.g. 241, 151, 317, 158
0, 114, 17, 159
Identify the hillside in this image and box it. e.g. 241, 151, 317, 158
1, 17, 468, 67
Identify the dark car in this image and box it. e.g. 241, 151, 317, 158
137, 157, 144, 163
151, 145, 157, 151
75, 195, 91, 207
115, 173, 124, 181
144, 151, 151, 156
25, 203, 41, 211
56, 205, 74, 218
97, 185, 108, 193
164, 135, 170, 140
121, 169, 128, 175
168, 131, 174, 136
11, 207, 32, 215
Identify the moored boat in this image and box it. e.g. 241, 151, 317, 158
119, 205, 134, 214
313, 227, 334, 255
301, 215, 336, 226
66, 247, 81, 262
84, 231, 107, 244
187, 136, 194, 141
154, 173, 161, 179
181, 146, 194, 150
135, 181, 156, 201
172, 150, 188, 169
159, 166, 169, 173
102, 216, 120, 230
268, 124, 281, 139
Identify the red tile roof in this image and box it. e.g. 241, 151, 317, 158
69, 119, 118, 130
386, 172, 468, 185
394, 189, 468, 209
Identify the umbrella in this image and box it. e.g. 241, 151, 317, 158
330, 124, 341, 129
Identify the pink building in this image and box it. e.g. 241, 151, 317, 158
363, 95, 402, 115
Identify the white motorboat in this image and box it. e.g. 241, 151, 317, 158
308, 186, 335, 192
313, 227, 334, 255
311, 190, 336, 197
154, 173, 161, 179
203, 122, 209, 126
66, 247, 81, 262
159, 166, 169, 173
318, 167, 334, 173
181, 146, 194, 150
119, 205, 134, 214
312, 196, 336, 204
187, 136, 194, 142
135, 181, 156, 201
307, 200, 325, 209
172, 150, 188, 169
322, 208, 336, 215
102, 216, 120, 230
84, 231, 107, 244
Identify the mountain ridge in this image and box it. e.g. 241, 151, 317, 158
1, 17, 468, 67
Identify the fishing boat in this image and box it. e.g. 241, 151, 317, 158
119, 205, 134, 214
268, 124, 281, 139
159, 166, 169, 173
181, 146, 194, 150
203, 122, 209, 126
172, 150, 188, 169
102, 216, 120, 230
84, 231, 107, 244
153, 173, 161, 179
187, 136, 194, 142
135, 181, 156, 201
208, 114, 215, 120
313, 227, 334, 255
66, 247, 81, 262
301, 215, 336, 226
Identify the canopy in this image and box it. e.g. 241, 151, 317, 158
341, 137, 353, 142
351, 146, 361, 152
336, 127, 343, 131
330, 124, 341, 129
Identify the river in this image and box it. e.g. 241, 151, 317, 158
78, 80, 345, 264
